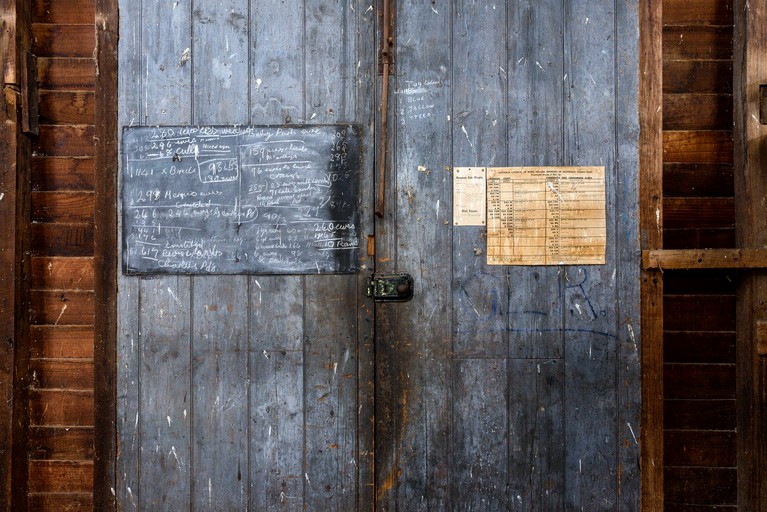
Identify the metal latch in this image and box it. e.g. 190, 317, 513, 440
366, 274, 413, 302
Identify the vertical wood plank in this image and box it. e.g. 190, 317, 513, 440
453, 359, 509, 510
377, 1, 452, 510
450, 1, 510, 509
136, 0, 193, 508
734, 0, 767, 509
507, 0, 566, 360
616, 0, 642, 509
191, 0, 250, 509
563, 1, 618, 509
639, 0, 664, 510
93, 0, 118, 507
115, 0, 142, 508
248, 0, 306, 508
303, 2, 359, 509
508, 359, 564, 511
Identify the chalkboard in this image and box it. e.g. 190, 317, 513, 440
121, 125, 361, 274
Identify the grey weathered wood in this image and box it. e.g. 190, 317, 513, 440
508, 359, 564, 511
190, 3, 249, 507
452, 0, 509, 359
247, 0, 308, 509
376, 1, 453, 510
507, 0, 566, 360
616, 0, 641, 509
115, 0, 141, 507
563, 1, 618, 509
303, 2, 360, 509
137, 0, 193, 508
453, 359, 509, 510
450, 2, 510, 510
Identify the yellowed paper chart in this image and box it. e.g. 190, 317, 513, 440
453, 167, 486, 226
487, 167, 606, 265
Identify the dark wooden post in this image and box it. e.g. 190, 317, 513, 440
0, 0, 32, 509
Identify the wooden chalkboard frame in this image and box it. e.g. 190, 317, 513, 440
121, 124, 362, 275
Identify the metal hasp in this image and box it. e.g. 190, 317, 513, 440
367, 274, 414, 302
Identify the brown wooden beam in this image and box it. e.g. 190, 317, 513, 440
639, 0, 664, 510
643, 249, 767, 270
93, 0, 118, 508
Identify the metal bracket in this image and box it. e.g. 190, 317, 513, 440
366, 273, 413, 302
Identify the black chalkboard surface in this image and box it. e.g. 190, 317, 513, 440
122, 125, 361, 274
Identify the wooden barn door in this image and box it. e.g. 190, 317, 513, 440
373, 1, 640, 510
115, 1, 376, 509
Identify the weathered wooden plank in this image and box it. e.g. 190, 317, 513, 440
38, 91, 94, 125
32, 157, 94, 191
616, 0, 641, 506
247, 0, 306, 509
665, 504, 737, 512
663, 60, 733, 94
29, 426, 94, 460
663, 0, 733, 26
664, 295, 736, 331
663, 94, 732, 130
29, 359, 94, 390
662, 227, 735, 250
31, 257, 94, 290
33, 125, 95, 157
31, 25, 96, 57
450, 2, 509, 507
452, 0, 508, 360
31, 326, 94, 359
191, 278, 249, 510
376, 1, 453, 510
664, 467, 737, 505
664, 399, 736, 430
29, 389, 94, 426
665, 430, 737, 467
645, 248, 767, 270
507, 0, 565, 360
663, 197, 734, 229
563, 1, 619, 509
664, 363, 736, 399
303, 3, 359, 508
664, 269, 737, 295
662, 131, 733, 164
32, 0, 95, 24
665, 331, 735, 363
662, 26, 733, 60
31, 191, 95, 223
37, 57, 95, 90
31, 222, 94, 256
663, 163, 733, 197
508, 359, 564, 511
27, 492, 93, 511
132, 0, 193, 507
30, 290, 95, 325
28, 460, 93, 493
451, 359, 508, 509
189, 0, 249, 508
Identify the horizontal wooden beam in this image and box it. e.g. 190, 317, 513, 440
643, 248, 767, 269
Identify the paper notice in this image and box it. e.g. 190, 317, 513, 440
453, 167, 486, 226
486, 166, 606, 265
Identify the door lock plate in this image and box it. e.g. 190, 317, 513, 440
367, 274, 413, 302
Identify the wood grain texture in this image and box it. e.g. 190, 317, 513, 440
31, 191, 94, 223
28, 461, 93, 494
31, 326, 94, 359
663, 197, 734, 229
27, 492, 93, 511
664, 399, 736, 430
663, 94, 732, 130
662, 26, 733, 60
29, 426, 94, 459
37, 58, 95, 91
33, 125, 95, 157
30, 290, 95, 325
665, 430, 736, 467
664, 467, 737, 505
38, 91, 94, 125
664, 0, 733, 26
663, 163, 733, 197
662, 131, 733, 164
31, 257, 94, 290
32, 157, 94, 191
640, 0, 665, 508
31, 222, 94, 257
29, 389, 94, 426
32, 0, 95, 24
663, 60, 733, 94
29, 359, 94, 390
31, 25, 96, 57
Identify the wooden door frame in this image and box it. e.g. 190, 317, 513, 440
93, 0, 119, 509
